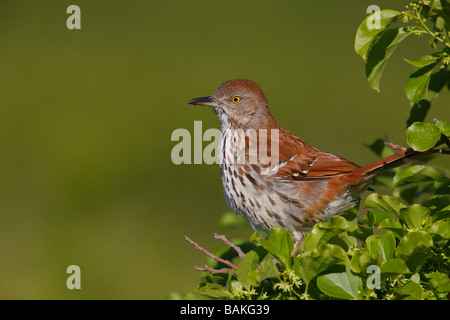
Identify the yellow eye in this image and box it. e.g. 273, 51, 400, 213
232, 96, 241, 103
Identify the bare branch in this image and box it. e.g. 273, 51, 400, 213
384, 141, 407, 152
183, 235, 238, 270
194, 265, 237, 275
214, 233, 246, 259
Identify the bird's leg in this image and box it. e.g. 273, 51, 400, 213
291, 229, 304, 256
291, 240, 302, 257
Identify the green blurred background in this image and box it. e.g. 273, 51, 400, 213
0, 0, 448, 299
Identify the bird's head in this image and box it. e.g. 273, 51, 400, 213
188, 79, 274, 129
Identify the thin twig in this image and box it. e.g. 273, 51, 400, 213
384, 141, 407, 152
214, 233, 246, 259
194, 265, 237, 275
383, 138, 450, 178
183, 235, 238, 270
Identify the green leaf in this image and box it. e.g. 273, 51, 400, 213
433, 15, 448, 34
302, 216, 349, 252
434, 120, 450, 137
365, 193, 406, 217
259, 257, 280, 281
426, 273, 450, 295
423, 195, 450, 213
260, 228, 293, 268
396, 230, 434, 271
185, 283, 234, 300
398, 204, 432, 229
350, 248, 376, 274
393, 164, 450, 188
378, 219, 406, 239
404, 54, 442, 67
396, 230, 433, 256
405, 63, 439, 104
347, 224, 373, 242
238, 250, 260, 290
355, 9, 401, 60
395, 281, 423, 300
366, 232, 396, 264
434, 205, 450, 221
380, 258, 410, 280
407, 71, 450, 127
316, 267, 363, 300
363, 210, 376, 227
248, 257, 280, 287
334, 231, 358, 250
406, 122, 442, 151
298, 244, 349, 285
427, 219, 450, 239
372, 210, 397, 224
365, 27, 412, 91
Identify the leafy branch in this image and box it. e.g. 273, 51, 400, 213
174, 2, 450, 300
403, 1, 450, 48
354, 0, 450, 127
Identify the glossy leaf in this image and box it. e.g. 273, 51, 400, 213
317, 267, 363, 300
298, 244, 349, 285
423, 195, 450, 213
349, 250, 366, 274
238, 250, 260, 290
372, 210, 397, 223
260, 228, 293, 268
433, 205, 450, 222
363, 210, 376, 227
365, 27, 412, 91
406, 122, 442, 151
380, 258, 410, 280
406, 71, 450, 127
248, 258, 279, 287
434, 120, 450, 137
354, 9, 401, 60
365, 193, 406, 217
185, 283, 234, 300
302, 216, 349, 252
427, 219, 450, 239
426, 273, 450, 296
378, 219, 405, 239
396, 230, 434, 271
404, 54, 442, 67
398, 204, 431, 229
366, 232, 396, 264
395, 281, 423, 300
393, 164, 450, 187
405, 63, 438, 103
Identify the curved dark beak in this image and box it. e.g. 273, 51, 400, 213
187, 96, 218, 107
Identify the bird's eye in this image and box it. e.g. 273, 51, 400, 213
232, 96, 241, 103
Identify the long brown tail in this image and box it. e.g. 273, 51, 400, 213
358, 148, 437, 176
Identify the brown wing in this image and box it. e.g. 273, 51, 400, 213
269, 128, 361, 180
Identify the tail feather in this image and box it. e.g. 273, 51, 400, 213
358, 148, 436, 176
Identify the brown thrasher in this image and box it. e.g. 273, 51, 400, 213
188, 79, 438, 253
